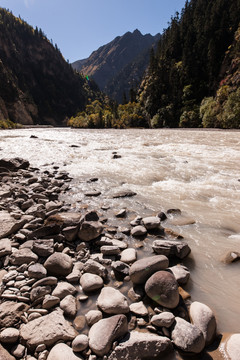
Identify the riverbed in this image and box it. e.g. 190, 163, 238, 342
0, 127, 240, 333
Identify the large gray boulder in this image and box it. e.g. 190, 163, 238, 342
89, 315, 128, 356
145, 271, 179, 309
32, 239, 54, 257
47, 343, 83, 360
189, 301, 217, 345
108, 331, 173, 360
80, 273, 103, 292
20, 309, 77, 350
129, 255, 169, 284
152, 239, 191, 259
44, 252, 73, 277
224, 334, 240, 360
83, 259, 107, 279
97, 287, 129, 314
52, 282, 77, 299
171, 317, 205, 353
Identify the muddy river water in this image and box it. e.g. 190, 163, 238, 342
0, 127, 240, 334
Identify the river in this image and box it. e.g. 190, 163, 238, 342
1, 127, 240, 334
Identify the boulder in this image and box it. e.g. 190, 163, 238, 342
80, 273, 103, 292
97, 287, 129, 314
47, 212, 81, 227
72, 334, 89, 352
0, 328, 19, 343
151, 312, 175, 328
171, 317, 205, 353
60, 295, 77, 318
108, 331, 173, 360
142, 216, 161, 230
85, 310, 103, 327
28, 263, 47, 279
0, 301, 29, 328
83, 259, 107, 279
131, 225, 147, 237
20, 309, 77, 350
10, 248, 38, 265
100, 245, 120, 255
113, 190, 136, 198
10, 344, 25, 358
129, 255, 169, 284
224, 334, 240, 360
0, 211, 30, 239
152, 240, 191, 259
120, 248, 137, 264
221, 251, 240, 264
42, 295, 60, 310
89, 314, 128, 356
0, 158, 29, 171
44, 252, 73, 277
30, 285, 51, 302
52, 282, 77, 299
168, 264, 190, 285
189, 301, 217, 345
0, 344, 15, 360
129, 301, 148, 317
0, 238, 12, 257
78, 221, 103, 241
47, 343, 83, 360
145, 271, 179, 309
112, 261, 130, 279
32, 239, 54, 257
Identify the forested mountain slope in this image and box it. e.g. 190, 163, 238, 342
0, 8, 99, 126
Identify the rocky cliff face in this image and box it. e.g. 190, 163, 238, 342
0, 8, 98, 126
72, 29, 160, 102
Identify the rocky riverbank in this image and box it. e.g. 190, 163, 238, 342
0, 157, 239, 360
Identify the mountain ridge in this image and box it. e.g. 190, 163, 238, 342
72, 29, 160, 102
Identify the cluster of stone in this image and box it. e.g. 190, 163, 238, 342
0, 158, 238, 360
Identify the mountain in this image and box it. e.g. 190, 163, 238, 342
0, 8, 100, 126
72, 29, 160, 103
138, 0, 240, 128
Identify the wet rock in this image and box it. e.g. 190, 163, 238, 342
47, 343, 83, 360
85, 191, 101, 197
128, 286, 144, 302
129, 255, 169, 284
44, 252, 73, 277
0, 301, 29, 329
221, 251, 240, 264
78, 221, 103, 242
115, 209, 127, 218
224, 334, 240, 360
157, 212, 167, 221
52, 281, 77, 299
20, 309, 77, 350
0, 328, 19, 343
85, 310, 103, 327
80, 273, 104, 292
129, 301, 148, 317
142, 216, 161, 230
113, 190, 136, 198
0, 238, 12, 257
167, 209, 181, 215
171, 317, 205, 353
145, 271, 179, 309
42, 295, 60, 309
130, 216, 142, 226
72, 334, 89, 352
151, 312, 175, 328
28, 263, 47, 279
108, 331, 173, 360
100, 245, 120, 255
131, 225, 147, 237
83, 259, 107, 279
89, 314, 128, 356
0, 344, 15, 360
60, 294, 77, 317
97, 287, 129, 314
120, 248, 137, 263
189, 301, 217, 345
152, 239, 191, 259
32, 239, 54, 257
97, 237, 128, 250
73, 315, 86, 331
168, 264, 190, 285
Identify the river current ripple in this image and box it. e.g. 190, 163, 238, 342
1, 128, 240, 333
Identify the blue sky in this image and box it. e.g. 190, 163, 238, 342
0, 0, 186, 63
